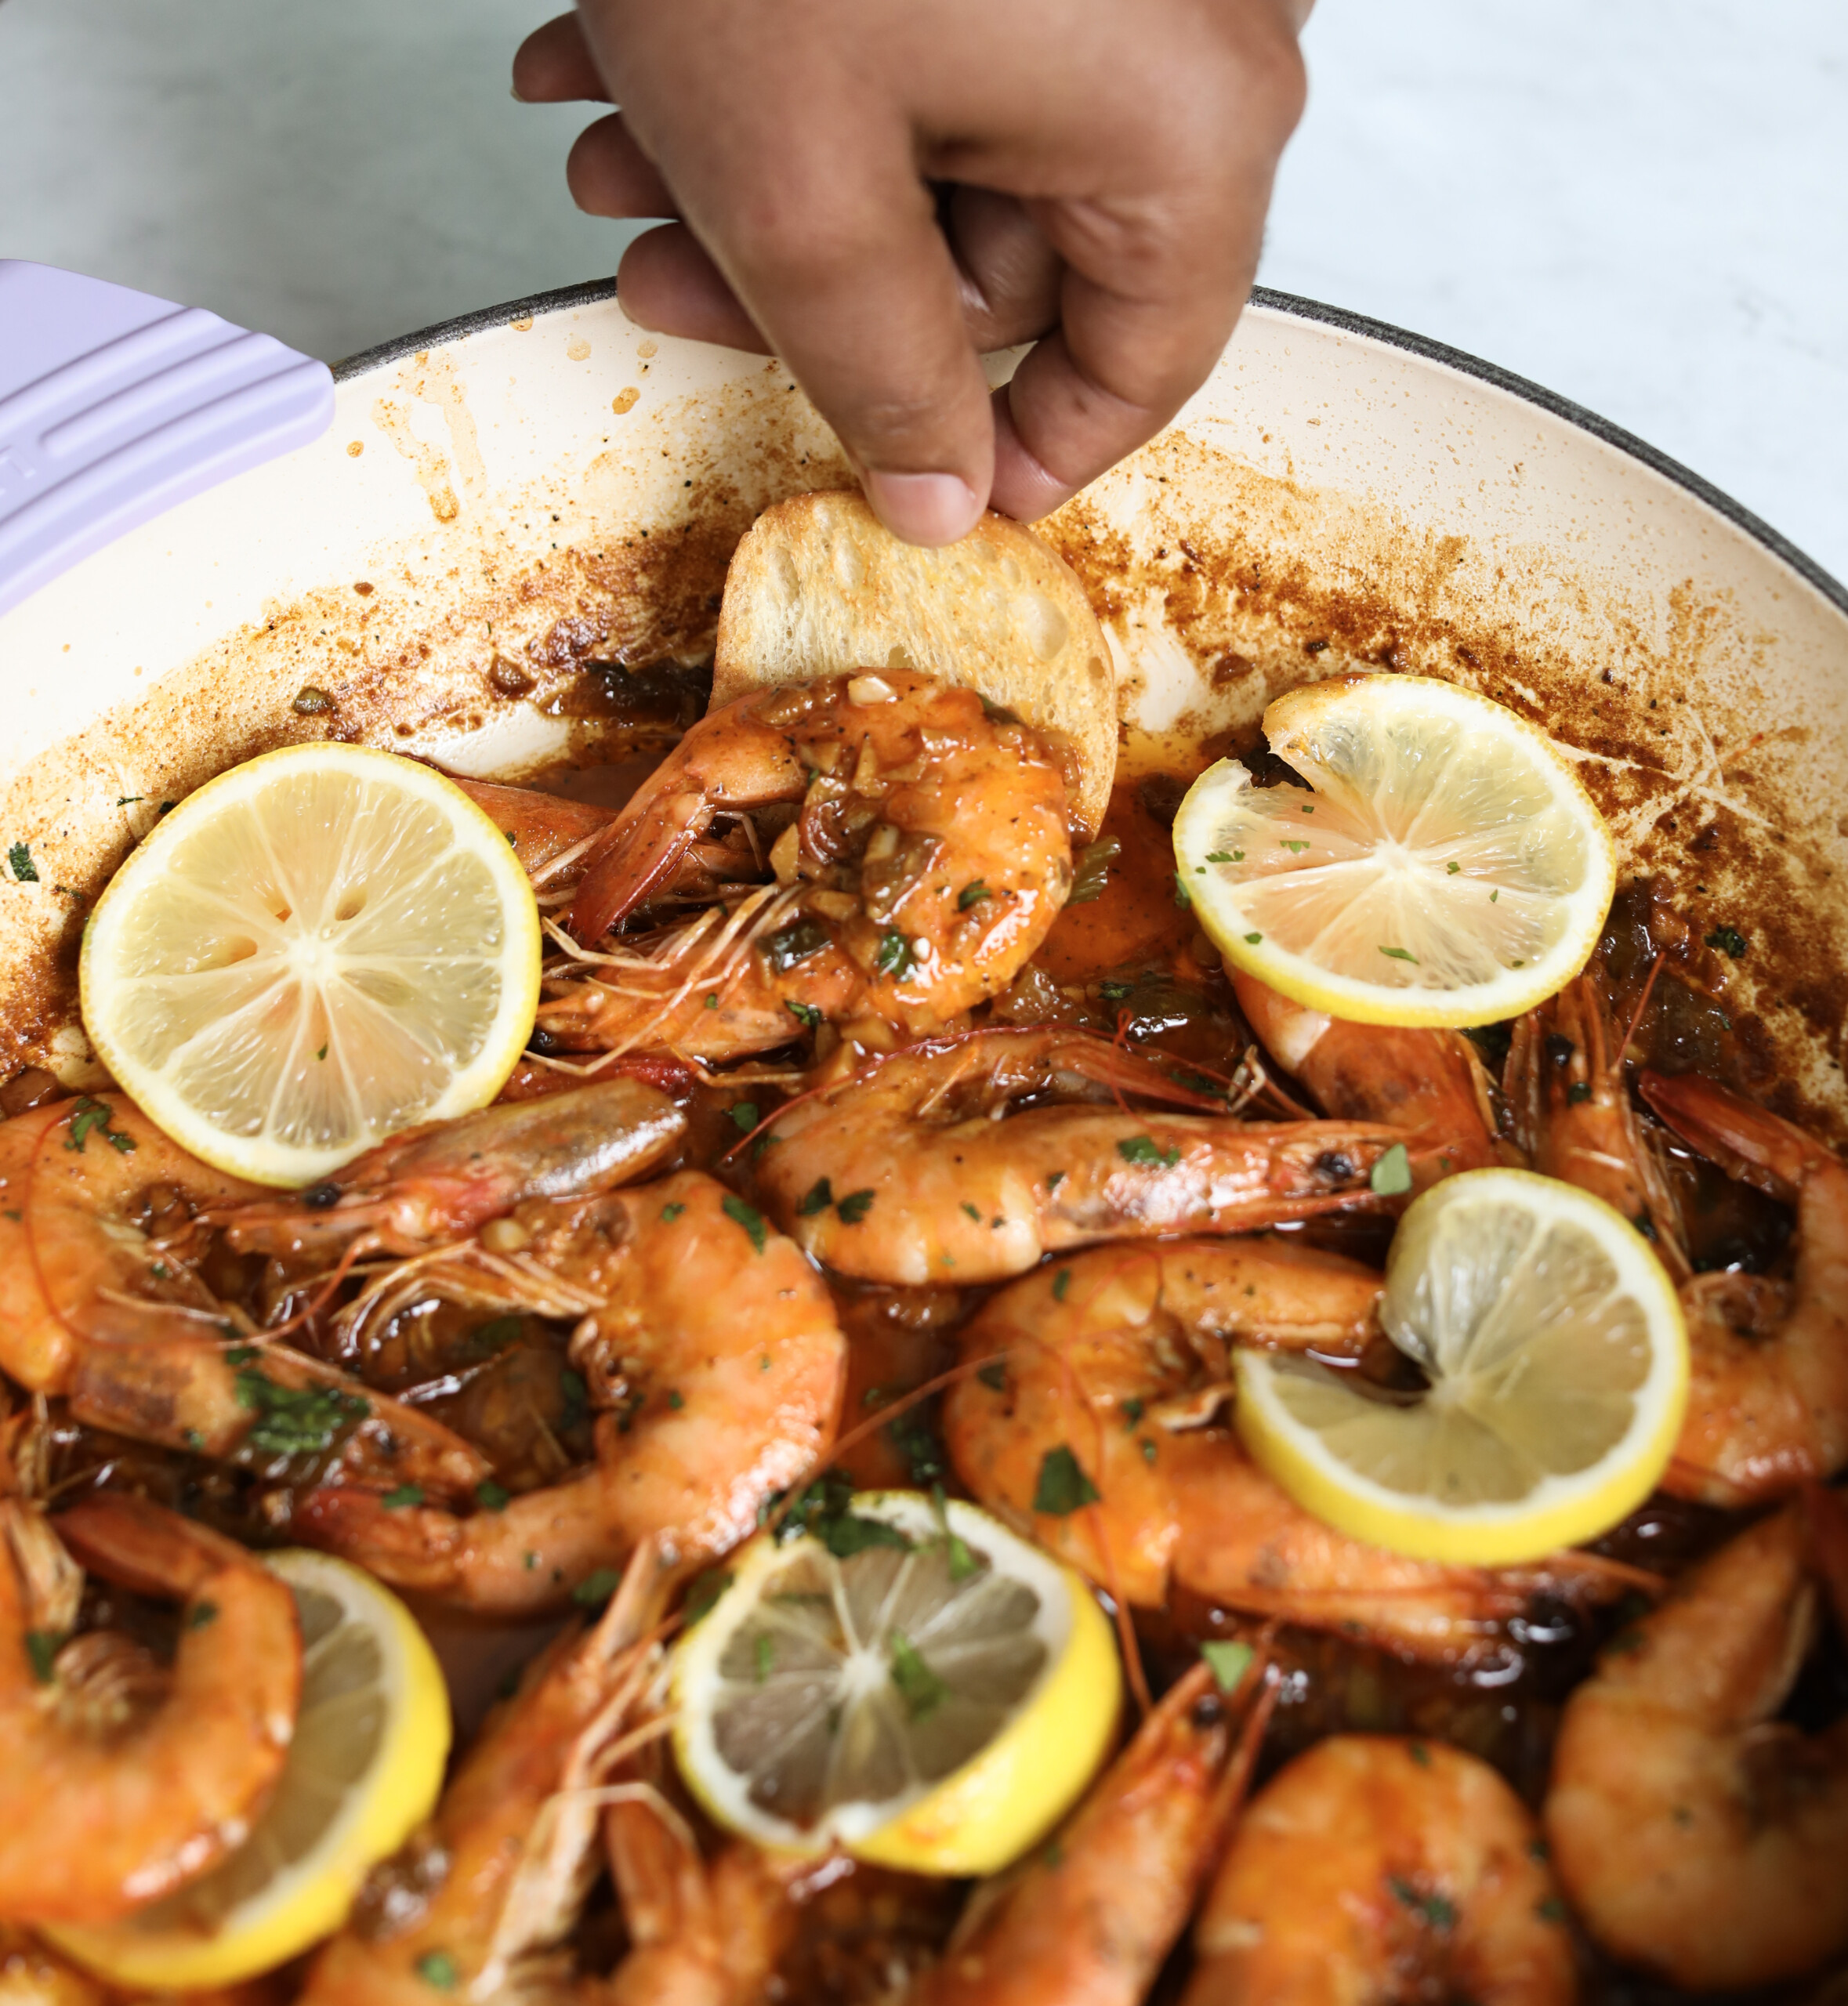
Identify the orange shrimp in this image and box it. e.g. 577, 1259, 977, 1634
908, 1656, 1273, 2006
0, 1494, 300, 1926
944, 1245, 1634, 1662
1638, 1070, 1848, 1504
559, 673, 1074, 1038
753, 1027, 1430, 1287
1504, 976, 1689, 1281
1190, 1735, 1575, 2005
0, 1096, 488, 1502
1544, 1490, 1848, 1990
1231, 971, 1499, 1187
293, 1171, 846, 1612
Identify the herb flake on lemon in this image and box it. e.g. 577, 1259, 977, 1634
80, 743, 541, 1185
671, 1487, 1120, 1876
1174, 675, 1616, 1027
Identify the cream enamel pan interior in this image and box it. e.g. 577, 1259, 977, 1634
3, 282, 1846, 1130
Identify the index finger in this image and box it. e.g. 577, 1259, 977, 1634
512, 13, 610, 103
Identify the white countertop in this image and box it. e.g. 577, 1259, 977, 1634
3, 0, 1843, 584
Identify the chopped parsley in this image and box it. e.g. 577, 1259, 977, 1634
1172, 871, 1191, 908
1705, 925, 1748, 959
1205, 850, 1236, 864
1446, 860, 1461, 874
958, 881, 992, 910
722, 1195, 768, 1252
797, 1177, 834, 1216
784, 997, 824, 1029
1118, 1135, 1181, 1168
1051, 1268, 1072, 1302
1378, 945, 1419, 964
571, 1568, 621, 1608
66, 1096, 135, 1154
1243, 930, 1262, 944
1369, 1143, 1413, 1197
1281, 838, 1310, 853
1067, 837, 1121, 905
977, 1361, 1008, 1392
1201, 1638, 1252, 1693
186, 1599, 219, 1630
836, 1189, 875, 1225
875, 930, 915, 978
415, 1950, 459, 1990
962, 1200, 982, 1222
474, 1479, 511, 1512
382, 1483, 425, 1509
660, 1201, 686, 1223
763, 918, 830, 970
1389, 1878, 1456, 1932
25, 1630, 64, 1684
232, 1366, 368, 1456
1032, 1444, 1100, 1515
6, 842, 37, 884
775, 1472, 913, 1557
729, 1100, 759, 1133
1567, 1081, 1592, 1105
888, 1628, 948, 1719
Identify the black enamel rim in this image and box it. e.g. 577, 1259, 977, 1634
335, 277, 1848, 619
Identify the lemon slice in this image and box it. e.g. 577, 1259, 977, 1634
1235, 1168, 1687, 1566
1174, 675, 1616, 1027
46, 1549, 450, 1990
671, 1489, 1121, 1876
80, 743, 542, 1186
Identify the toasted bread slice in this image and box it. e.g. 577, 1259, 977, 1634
712, 490, 1117, 836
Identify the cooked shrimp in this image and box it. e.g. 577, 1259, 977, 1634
943, 1245, 1632, 1660
603, 1792, 801, 2006
755, 1027, 1429, 1287
534, 883, 871, 1069
0, 1494, 300, 1927
908, 1657, 1271, 2006
1505, 976, 1689, 1281
560, 672, 1074, 1035
0, 1097, 489, 1501
1231, 971, 1499, 1186
213, 1077, 686, 1262
1189, 1734, 1574, 2006
1544, 1490, 1848, 1990
299, 1541, 668, 2004
295, 1170, 846, 1610
1637, 1070, 1848, 1504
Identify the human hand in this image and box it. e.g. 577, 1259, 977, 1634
513, 0, 1308, 545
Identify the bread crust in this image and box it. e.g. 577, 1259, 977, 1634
712, 491, 1117, 836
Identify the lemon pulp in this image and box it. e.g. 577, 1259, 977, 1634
671, 1490, 1120, 1876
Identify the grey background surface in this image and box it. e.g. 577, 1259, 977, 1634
3, 1, 1844, 579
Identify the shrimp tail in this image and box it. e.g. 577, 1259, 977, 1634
1640, 1069, 1810, 1200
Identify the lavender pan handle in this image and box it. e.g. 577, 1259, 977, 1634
0, 260, 334, 621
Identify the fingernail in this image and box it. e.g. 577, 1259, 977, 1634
862, 469, 982, 547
